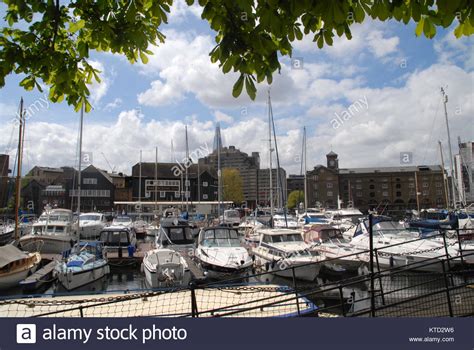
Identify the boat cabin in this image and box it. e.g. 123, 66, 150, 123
100, 227, 136, 247
198, 227, 241, 248
303, 225, 346, 244
158, 218, 195, 246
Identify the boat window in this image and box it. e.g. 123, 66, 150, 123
162, 227, 194, 245
201, 229, 240, 247
80, 215, 101, 221
101, 231, 129, 245
271, 234, 303, 243
114, 217, 132, 223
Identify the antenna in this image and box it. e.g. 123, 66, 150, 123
101, 152, 116, 173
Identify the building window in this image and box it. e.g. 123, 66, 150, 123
356, 184, 362, 190
396, 183, 401, 189
369, 184, 375, 189
423, 190, 429, 196
436, 182, 442, 188
396, 191, 402, 197
356, 179, 362, 183
174, 191, 180, 198
314, 191, 319, 198
382, 178, 388, 182
185, 180, 190, 186
409, 191, 416, 197
382, 191, 388, 197
327, 191, 333, 197
202, 194, 208, 200
203, 181, 208, 187
408, 183, 415, 188
83, 178, 97, 185
356, 192, 362, 197
381, 183, 388, 189
160, 191, 165, 198
313, 175, 318, 181
436, 190, 443, 195
326, 182, 333, 188
422, 183, 429, 188
369, 192, 375, 198
396, 178, 401, 182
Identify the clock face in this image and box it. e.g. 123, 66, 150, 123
329, 160, 335, 166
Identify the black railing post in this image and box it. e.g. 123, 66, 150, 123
338, 285, 346, 317
369, 214, 375, 317
291, 266, 301, 316
79, 305, 84, 318
374, 250, 385, 305
455, 228, 465, 266
190, 283, 199, 318
441, 260, 454, 317
441, 230, 454, 286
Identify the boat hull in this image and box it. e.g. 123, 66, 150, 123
253, 254, 320, 281
79, 224, 104, 239
57, 263, 110, 290
19, 235, 76, 254
0, 253, 41, 290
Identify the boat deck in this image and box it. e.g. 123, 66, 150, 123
19, 260, 58, 289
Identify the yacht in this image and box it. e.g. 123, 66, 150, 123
99, 226, 137, 253
194, 226, 253, 279
219, 209, 241, 227
112, 215, 133, 228
142, 248, 191, 288
239, 217, 266, 246
0, 220, 15, 246
133, 219, 148, 238
349, 218, 459, 272
19, 208, 78, 254
303, 225, 367, 272
325, 208, 363, 231
155, 217, 196, 251
0, 245, 41, 289
79, 213, 108, 239
56, 241, 110, 290
297, 209, 331, 226
273, 214, 299, 229
252, 228, 321, 281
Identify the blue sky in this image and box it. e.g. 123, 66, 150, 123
0, 1, 473, 176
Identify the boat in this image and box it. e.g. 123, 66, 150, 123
219, 209, 241, 227
55, 241, 110, 290
0, 220, 15, 246
194, 226, 253, 279
111, 215, 133, 228
239, 217, 267, 246
252, 228, 321, 281
142, 248, 191, 288
408, 209, 458, 231
273, 214, 299, 229
350, 217, 459, 272
303, 225, 367, 272
19, 207, 78, 254
155, 217, 196, 251
324, 208, 364, 231
79, 212, 108, 239
99, 226, 137, 253
297, 208, 331, 226
0, 245, 41, 289
132, 219, 148, 238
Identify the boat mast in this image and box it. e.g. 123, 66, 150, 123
441, 87, 457, 209
217, 125, 222, 222
414, 171, 420, 212
185, 125, 189, 212
138, 150, 142, 218
438, 141, 450, 208
267, 89, 274, 218
77, 104, 84, 216
154, 146, 158, 214
303, 126, 308, 212
14, 98, 25, 240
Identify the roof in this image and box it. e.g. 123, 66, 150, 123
338, 165, 442, 174
326, 151, 338, 156
257, 228, 302, 235
0, 245, 29, 268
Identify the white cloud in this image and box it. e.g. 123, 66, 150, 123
434, 30, 474, 70
366, 30, 400, 58
103, 98, 123, 111
88, 60, 110, 105
214, 110, 234, 124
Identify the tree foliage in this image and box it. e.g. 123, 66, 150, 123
287, 190, 304, 209
222, 168, 244, 204
1, 0, 473, 111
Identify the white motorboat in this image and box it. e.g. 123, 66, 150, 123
0, 220, 15, 246
239, 217, 266, 246
142, 248, 191, 288
219, 209, 241, 227
0, 245, 41, 289
155, 217, 196, 251
273, 214, 299, 229
195, 226, 253, 279
303, 225, 368, 272
112, 215, 133, 228
56, 241, 110, 290
297, 209, 331, 226
79, 213, 107, 239
19, 208, 78, 254
133, 219, 148, 238
99, 226, 137, 254
349, 218, 459, 272
252, 228, 321, 281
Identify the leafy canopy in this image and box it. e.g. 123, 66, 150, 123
222, 168, 244, 204
287, 190, 304, 209
1, 0, 473, 112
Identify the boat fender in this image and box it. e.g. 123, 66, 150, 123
390, 256, 394, 268
67, 269, 73, 282
69, 239, 74, 248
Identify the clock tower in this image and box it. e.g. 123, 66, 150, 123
326, 151, 339, 170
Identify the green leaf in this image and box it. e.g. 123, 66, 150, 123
245, 76, 256, 100
69, 19, 85, 33
232, 75, 244, 98
415, 17, 424, 37
139, 51, 149, 64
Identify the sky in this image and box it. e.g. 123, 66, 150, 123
0, 1, 473, 177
